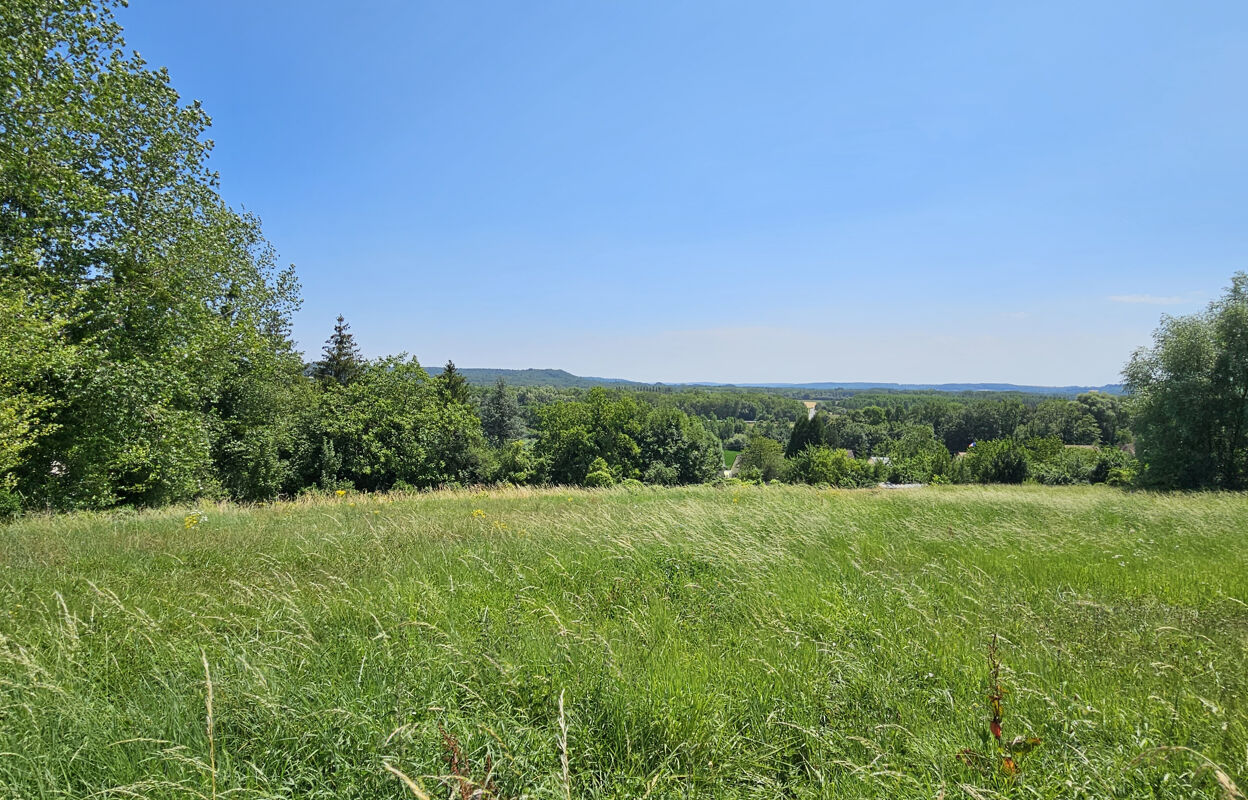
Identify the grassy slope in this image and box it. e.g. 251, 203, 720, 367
0, 485, 1245, 799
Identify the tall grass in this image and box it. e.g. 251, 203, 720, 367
0, 484, 1245, 798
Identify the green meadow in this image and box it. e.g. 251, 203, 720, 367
1, 485, 1245, 799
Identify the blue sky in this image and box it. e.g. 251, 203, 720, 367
119, 1, 1248, 385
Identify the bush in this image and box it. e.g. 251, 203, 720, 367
643, 461, 679, 485
964, 439, 1029, 484
0, 487, 20, 522
738, 436, 785, 482
784, 446, 874, 488
584, 457, 615, 487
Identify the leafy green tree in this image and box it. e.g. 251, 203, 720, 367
963, 439, 1029, 484
481, 377, 522, 446
2, 0, 303, 508
638, 407, 721, 485
738, 436, 785, 482
495, 440, 534, 484
884, 424, 952, 483
1124, 273, 1248, 488
312, 315, 363, 386
1018, 399, 1101, 445
294, 357, 489, 492
1076, 392, 1127, 445
783, 446, 874, 487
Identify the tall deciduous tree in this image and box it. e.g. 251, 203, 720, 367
1, 0, 303, 508
1124, 272, 1248, 488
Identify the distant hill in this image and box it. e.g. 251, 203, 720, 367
719, 381, 1126, 395
427, 367, 1124, 395
426, 367, 650, 389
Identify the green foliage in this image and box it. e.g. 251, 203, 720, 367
884, 424, 952, 483
0, 486, 19, 522
494, 439, 534, 485
1125, 273, 1248, 488
435, 360, 471, 407
311, 315, 363, 386
294, 357, 490, 492
533, 389, 718, 487
963, 439, 1030, 484
480, 377, 522, 447
1, 0, 303, 509
1017, 399, 1102, 445
737, 435, 785, 482
782, 446, 874, 487
583, 456, 615, 487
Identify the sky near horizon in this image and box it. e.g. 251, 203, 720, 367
118, 1, 1248, 385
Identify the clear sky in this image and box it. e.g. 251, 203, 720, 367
118, 1, 1248, 385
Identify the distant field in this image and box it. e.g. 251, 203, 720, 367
1, 485, 1245, 798
723, 448, 740, 467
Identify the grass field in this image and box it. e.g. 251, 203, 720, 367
723, 449, 740, 468
1, 485, 1245, 799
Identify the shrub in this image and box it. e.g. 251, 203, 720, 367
784, 446, 874, 488
0, 487, 20, 522
964, 440, 1029, 484
738, 436, 785, 482
643, 461, 679, 485
584, 457, 615, 487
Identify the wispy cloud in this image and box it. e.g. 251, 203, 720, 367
1108, 293, 1190, 305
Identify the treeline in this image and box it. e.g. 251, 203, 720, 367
4, 1, 1246, 517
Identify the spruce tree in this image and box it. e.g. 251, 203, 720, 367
436, 360, 471, 406
313, 315, 363, 385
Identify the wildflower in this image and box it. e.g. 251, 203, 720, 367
183, 511, 204, 529
335, 489, 347, 497
472, 508, 486, 518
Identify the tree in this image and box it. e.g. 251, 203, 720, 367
480, 377, 521, 446
738, 436, 785, 482
783, 446, 873, 487
2, 0, 304, 508
312, 315, 363, 386
1124, 273, 1248, 488
963, 439, 1029, 484
638, 407, 721, 485
436, 360, 471, 406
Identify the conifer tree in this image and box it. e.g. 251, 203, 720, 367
436, 360, 471, 406
313, 315, 363, 386
786, 413, 810, 457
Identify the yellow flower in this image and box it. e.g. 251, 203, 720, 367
472, 508, 486, 518
335, 489, 347, 497
183, 511, 204, 529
